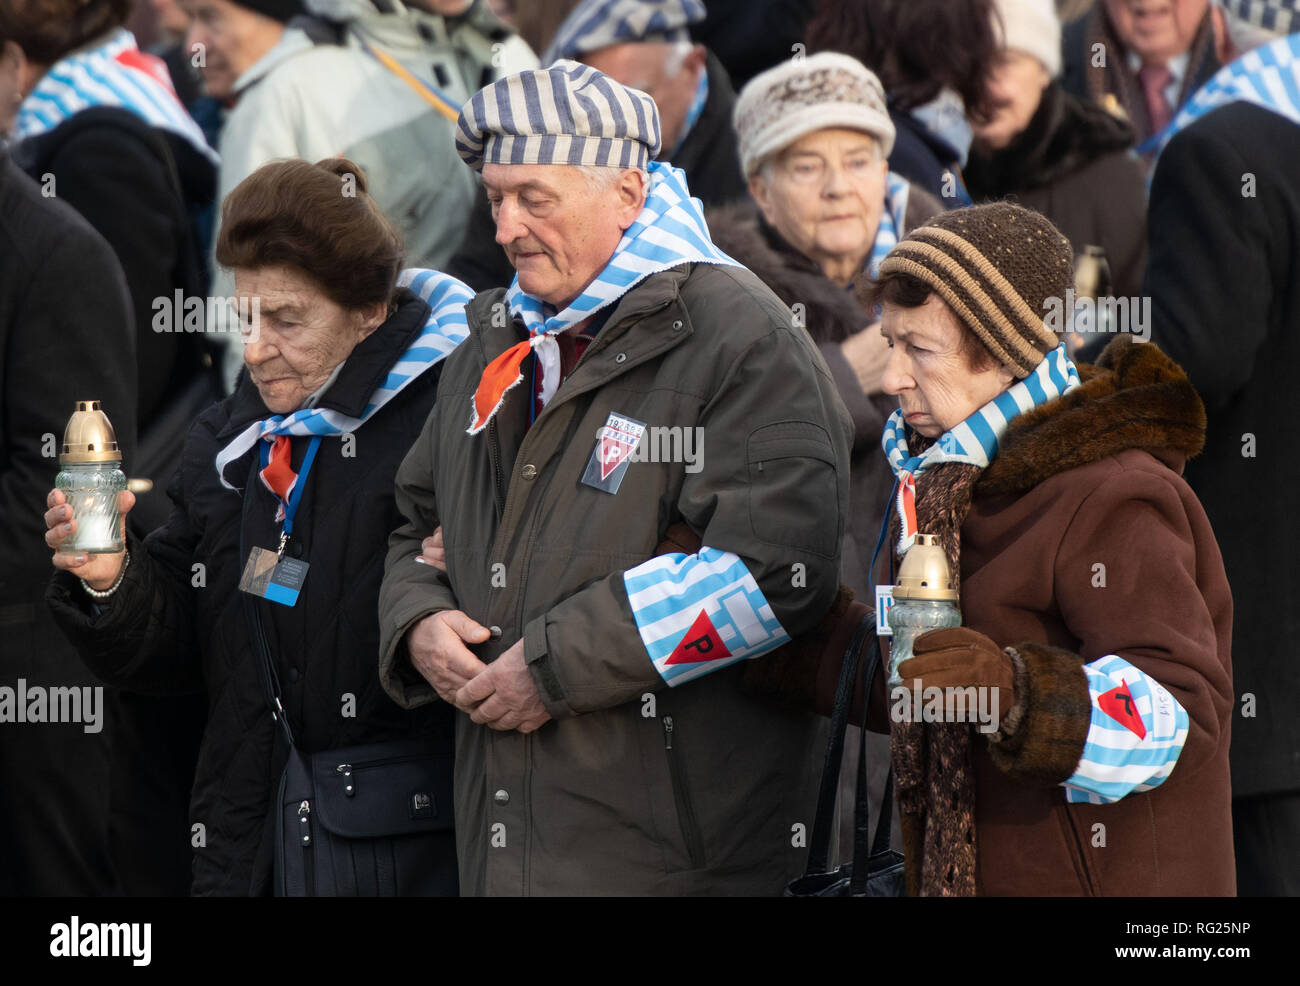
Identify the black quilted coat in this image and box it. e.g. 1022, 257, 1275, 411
47, 291, 456, 896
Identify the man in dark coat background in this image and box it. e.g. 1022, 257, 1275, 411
1144, 98, 1300, 895
0, 150, 138, 895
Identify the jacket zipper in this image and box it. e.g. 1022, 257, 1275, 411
487, 417, 506, 520
297, 799, 314, 896
662, 716, 706, 869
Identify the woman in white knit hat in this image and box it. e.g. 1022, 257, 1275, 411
964, 0, 1148, 313
711, 51, 941, 601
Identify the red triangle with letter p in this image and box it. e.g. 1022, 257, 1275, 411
1098, 678, 1147, 739
665, 610, 732, 665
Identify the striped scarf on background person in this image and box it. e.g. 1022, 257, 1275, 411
467, 161, 739, 435
1143, 32, 1300, 161
215, 269, 474, 490
15, 27, 217, 165
880, 344, 1081, 554
868, 172, 911, 279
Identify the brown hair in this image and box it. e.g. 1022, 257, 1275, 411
804, 0, 1001, 125
216, 158, 404, 312
865, 271, 998, 373
0, 0, 131, 65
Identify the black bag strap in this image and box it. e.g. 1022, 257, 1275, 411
850, 638, 894, 894
238, 484, 296, 749
804, 612, 876, 874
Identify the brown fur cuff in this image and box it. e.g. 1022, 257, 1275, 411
986, 641, 1092, 785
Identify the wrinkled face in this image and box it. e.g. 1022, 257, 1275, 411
581, 41, 705, 152
235, 265, 384, 414
1103, 0, 1209, 64
974, 50, 1052, 151
180, 0, 284, 100
880, 295, 1014, 438
483, 162, 646, 307
749, 128, 888, 274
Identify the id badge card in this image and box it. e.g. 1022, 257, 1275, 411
239, 547, 310, 607
580, 411, 646, 494
875, 584, 895, 636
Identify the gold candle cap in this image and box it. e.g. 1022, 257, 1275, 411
893, 533, 958, 601
60, 400, 122, 464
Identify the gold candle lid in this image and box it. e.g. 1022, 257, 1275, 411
60, 400, 122, 464
893, 533, 958, 601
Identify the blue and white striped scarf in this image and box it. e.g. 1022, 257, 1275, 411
1143, 32, 1300, 161
16, 28, 217, 165
216, 269, 474, 488
880, 344, 1081, 552
870, 172, 911, 279
469, 161, 738, 434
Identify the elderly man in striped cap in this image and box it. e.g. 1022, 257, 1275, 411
448, 0, 748, 291
378, 60, 853, 895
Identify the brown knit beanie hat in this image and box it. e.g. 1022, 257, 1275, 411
878, 203, 1073, 378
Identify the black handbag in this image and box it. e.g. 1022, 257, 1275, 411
243, 594, 457, 896
786, 614, 906, 897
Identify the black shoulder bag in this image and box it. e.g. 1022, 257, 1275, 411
240, 536, 456, 895
786, 614, 905, 897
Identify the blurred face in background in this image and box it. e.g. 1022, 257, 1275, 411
0, 41, 23, 136
582, 41, 707, 155
179, 0, 285, 100
973, 49, 1051, 151
749, 127, 889, 287
1103, 0, 1210, 65
148, 0, 193, 40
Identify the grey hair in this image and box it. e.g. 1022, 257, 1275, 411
575, 165, 651, 197
662, 39, 696, 78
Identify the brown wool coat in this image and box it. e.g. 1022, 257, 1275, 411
870, 339, 1235, 896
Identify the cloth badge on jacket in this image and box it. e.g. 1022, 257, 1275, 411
581, 412, 646, 493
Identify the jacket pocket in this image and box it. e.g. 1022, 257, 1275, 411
746, 421, 840, 557
1056, 804, 1101, 896
662, 715, 706, 869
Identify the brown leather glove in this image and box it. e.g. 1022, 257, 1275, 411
895, 627, 1015, 732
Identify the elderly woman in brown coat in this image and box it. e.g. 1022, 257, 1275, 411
868, 202, 1233, 895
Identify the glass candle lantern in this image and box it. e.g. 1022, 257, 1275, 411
886, 533, 962, 687
55, 400, 126, 554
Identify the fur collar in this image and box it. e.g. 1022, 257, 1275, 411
977, 337, 1206, 496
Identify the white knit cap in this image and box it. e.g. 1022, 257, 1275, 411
733, 52, 895, 178
993, 0, 1062, 76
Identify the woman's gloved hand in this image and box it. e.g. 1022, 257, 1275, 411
896, 627, 1015, 731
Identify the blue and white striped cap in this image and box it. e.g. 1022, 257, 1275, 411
456, 60, 662, 171
542, 0, 706, 65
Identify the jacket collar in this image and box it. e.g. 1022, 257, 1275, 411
232, 26, 313, 99
964, 82, 1135, 198
468, 267, 692, 365
217, 287, 431, 440
976, 337, 1207, 496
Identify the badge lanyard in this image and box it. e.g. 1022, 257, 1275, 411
259, 435, 322, 559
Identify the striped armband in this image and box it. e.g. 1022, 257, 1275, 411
1062, 654, 1190, 804
622, 547, 790, 687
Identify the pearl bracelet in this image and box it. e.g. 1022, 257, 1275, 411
81, 549, 131, 600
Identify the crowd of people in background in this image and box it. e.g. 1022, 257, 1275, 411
1, 0, 1296, 897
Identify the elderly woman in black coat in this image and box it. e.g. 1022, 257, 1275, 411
44, 158, 471, 897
